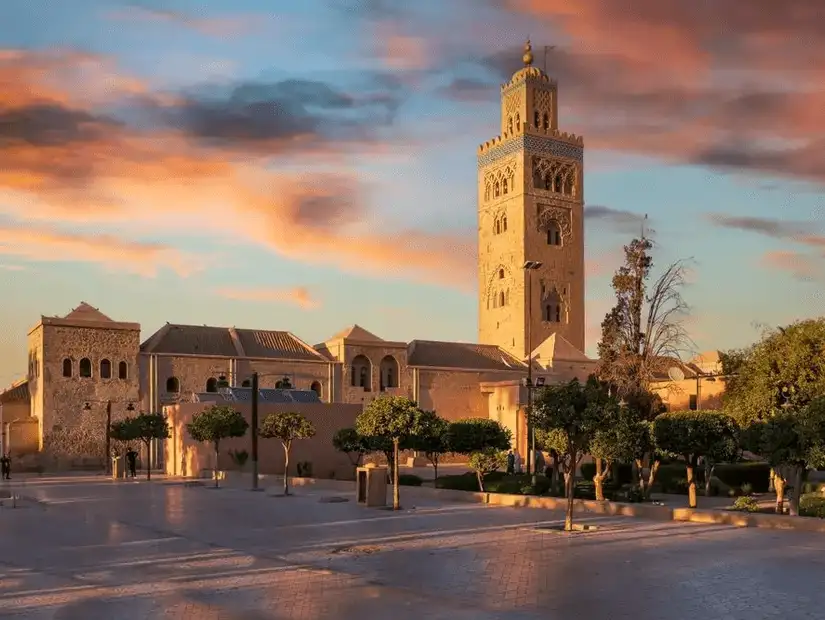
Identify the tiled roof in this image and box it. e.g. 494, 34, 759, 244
407, 340, 527, 371
0, 380, 29, 404
327, 324, 384, 342
141, 324, 238, 357
234, 328, 325, 361
63, 302, 113, 322
141, 324, 326, 361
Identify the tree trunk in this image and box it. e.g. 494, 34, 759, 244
392, 438, 400, 510
635, 457, 646, 495
775, 473, 786, 514
432, 458, 439, 482
686, 458, 697, 509
477, 470, 485, 493
638, 458, 660, 501
550, 451, 559, 496
145, 440, 152, 481
283, 442, 291, 496
789, 467, 804, 517
214, 440, 220, 488
594, 458, 609, 501
704, 459, 714, 497
769, 467, 776, 493
564, 455, 575, 531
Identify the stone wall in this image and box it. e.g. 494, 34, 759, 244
418, 369, 521, 421
165, 401, 362, 480
40, 324, 140, 457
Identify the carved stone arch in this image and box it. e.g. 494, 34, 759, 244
484, 263, 514, 304
537, 205, 573, 245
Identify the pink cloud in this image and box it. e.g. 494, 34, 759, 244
214, 286, 320, 310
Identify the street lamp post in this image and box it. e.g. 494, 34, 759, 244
523, 260, 543, 480
84, 400, 135, 475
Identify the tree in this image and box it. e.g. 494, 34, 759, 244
408, 410, 449, 480
533, 376, 610, 530
722, 319, 825, 426
186, 405, 249, 488
355, 396, 421, 510
589, 405, 645, 501
535, 427, 567, 495
653, 410, 739, 508
332, 427, 369, 470
742, 399, 825, 515
597, 237, 694, 398
259, 412, 316, 496
445, 418, 511, 455
124, 413, 170, 480
468, 448, 507, 492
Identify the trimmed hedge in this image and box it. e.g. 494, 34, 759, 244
800, 493, 825, 519
398, 474, 423, 486
434, 473, 552, 495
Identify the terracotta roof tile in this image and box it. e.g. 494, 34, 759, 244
142, 325, 238, 357
234, 329, 326, 361
408, 340, 526, 371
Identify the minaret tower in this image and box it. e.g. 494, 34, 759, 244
476, 40, 586, 359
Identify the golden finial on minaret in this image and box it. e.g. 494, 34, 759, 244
522, 38, 534, 66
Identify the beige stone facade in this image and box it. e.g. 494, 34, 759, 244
0, 44, 606, 468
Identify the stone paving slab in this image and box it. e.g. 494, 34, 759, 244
1, 478, 825, 618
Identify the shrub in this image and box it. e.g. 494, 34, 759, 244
713, 462, 771, 493
799, 493, 825, 519
740, 482, 753, 496
435, 473, 481, 492
732, 496, 760, 513
486, 474, 551, 496
398, 474, 423, 486
580, 462, 633, 485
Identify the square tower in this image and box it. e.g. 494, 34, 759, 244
477, 40, 585, 360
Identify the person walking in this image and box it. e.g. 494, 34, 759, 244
506, 450, 515, 475
0, 453, 10, 480
126, 449, 138, 478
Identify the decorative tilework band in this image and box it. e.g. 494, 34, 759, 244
478, 135, 583, 168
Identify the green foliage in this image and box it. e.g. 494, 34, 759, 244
590, 406, 649, 465
535, 427, 568, 454
722, 319, 825, 425
434, 473, 481, 492
800, 493, 825, 518
332, 427, 370, 466
653, 410, 739, 463
446, 418, 511, 454
468, 448, 507, 488
714, 462, 771, 493
355, 396, 420, 442
408, 410, 449, 457
110, 413, 170, 445
732, 496, 760, 513
109, 419, 138, 443
433, 472, 551, 495
398, 474, 424, 486
259, 412, 316, 445
187, 405, 249, 445
228, 449, 249, 469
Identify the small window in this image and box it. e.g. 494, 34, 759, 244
494, 219, 500, 234
534, 110, 540, 129
547, 225, 561, 246
118, 361, 128, 380
543, 113, 550, 130
494, 181, 501, 197
689, 394, 698, 410
166, 376, 180, 393
502, 216, 507, 232
498, 269, 504, 279
515, 113, 521, 131
79, 358, 92, 378
311, 381, 322, 396
100, 359, 111, 379
62, 358, 72, 378
508, 116, 513, 134
206, 377, 218, 393
499, 291, 505, 306
502, 178, 508, 194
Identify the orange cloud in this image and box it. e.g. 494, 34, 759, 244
107, 5, 262, 37
372, 22, 434, 71
760, 250, 824, 282
0, 224, 207, 278
214, 286, 320, 310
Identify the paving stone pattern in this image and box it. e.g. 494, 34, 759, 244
1, 477, 825, 618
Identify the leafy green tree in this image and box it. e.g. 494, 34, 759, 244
597, 237, 693, 397
533, 377, 611, 530
445, 418, 511, 455
109, 413, 170, 480
355, 396, 422, 510
468, 448, 507, 492
722, 319, 825, 426
259, 412, 316, 495
653, 410, 739, 508
589, 405, 645, 501
186, 405, 249, 487
535, 427, 567, 495
408, 410, 449, 481
742, 399, 825, 515
332, 427, 370, 470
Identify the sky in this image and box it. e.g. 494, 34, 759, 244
0, 0, 824, 385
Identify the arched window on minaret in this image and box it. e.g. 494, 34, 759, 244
508, 116, 513, 135
485, 184, 491, 201
543, 113, 550, 130
563, 172, 575, 196
534, 110, 540, 129
547, 222, 562, 246
502, 216, 507, 232
515, 113, 521, 131
544, 173, 552, 191
502, 178, 508, 194
499, 291, 505, 307
554, 172, 563, 193
544, 288, 563, 323
494, 219, 500, 235
494, 180, 501, 197
498, 268, 505, 279
505, 289, 510, 304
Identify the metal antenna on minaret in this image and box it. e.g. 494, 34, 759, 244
641, 214, 649, 239
544, 45, 556, 73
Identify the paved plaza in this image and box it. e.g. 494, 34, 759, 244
1, 477, 825, 619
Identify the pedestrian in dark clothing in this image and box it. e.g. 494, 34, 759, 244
506, 450, 515, 475
1, 454, 10, 480
126, 449, 138, 478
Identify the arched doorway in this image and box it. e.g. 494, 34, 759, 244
350, 355, 372, 392
379, 355, 399, 391
310, 381, 322, 398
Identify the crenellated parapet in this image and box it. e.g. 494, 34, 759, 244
478, 126, 584, 156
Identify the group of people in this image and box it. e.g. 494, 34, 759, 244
506, 449, 545, 476
0, 453, 9, 480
